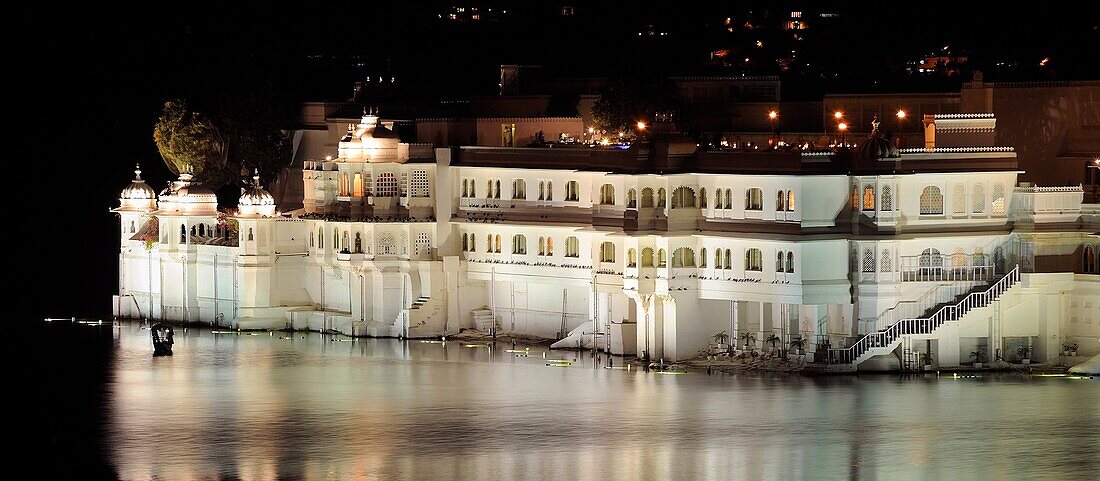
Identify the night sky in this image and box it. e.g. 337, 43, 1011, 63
15, 1, 1098, 321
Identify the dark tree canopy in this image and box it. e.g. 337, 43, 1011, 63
591, 77, 682, 132
544, 89, 580, 117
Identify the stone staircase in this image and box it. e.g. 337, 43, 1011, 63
407, 294, 446, 337
827, 265, 1021, 371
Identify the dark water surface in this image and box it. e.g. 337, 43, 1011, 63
27, 320, 1100, 480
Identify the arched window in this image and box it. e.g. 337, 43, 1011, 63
880, 185, 892, 212
991, 185, 1006, 216
715, 249, 723, 269
880, 249, 891, 272
467, 233, 474, 253
538, 181, 545, 200
129, 220, 135, 233
546, 237, 554, 256
641, 188, 654, 208
862, 184, 875, 211
787, 190, 796, 211
952, 247, 967, 267
657, 188, 666, 208
332, 227, 338, 249
317, 227, 324, 249
486, 234, 494, 252
538, 237, 546, 255
627, 188, 637, 208
378, 232, 396, 255
494, 234, 502, 253
565, 237, 579, 257
600, 184, 615, 205
671, 187, 695, 208
600, 242, 615, 263
699, 188, 708, 208
546, 181, 553, 201
919, 248, 943, 274
485, 179, 494, 199
180, 224, 186, 242
377, 172, 398, 197
777, 191, 786, 211
462, 233, 469, 252
972, 248, 986, 267
776, 251, 785, 271
342, 231, 349, 251
724, 189, 732, 209
862, 248, 875, 272
512, 179, 526, 200
1084, 245, 1097, 273
714, 190, 722, 209
657, 249, 667, 267
920, 186, 944, 215
641, 248, 654, 267
700, 248, 707, 267
353, 172, 364, 197
462, 179, 469, 198
512, 234, 527, 255
724, 249, 732, 269
565, 181, 580, 201
495, 180, 502, 199
468, 179, 476, 198
191, 225, 197, 237
745, 248, 762, 271
786, 251, 795, 273
248, 228, 254, 242
972, 184, 985, 214
310, 231, 314, 247
672, 247, 695, 267
198, 224, 205, 237
627, 248, 637, 267
339, 173, 350, 196
953, 184, 966, 214
745, 188, 763, 210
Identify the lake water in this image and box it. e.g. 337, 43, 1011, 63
27, 320, 1100, 480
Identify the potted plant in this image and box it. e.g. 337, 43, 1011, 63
1069, 342, 1078, 357
920, 351, 935, 371
1062, 343, 1072, 356
970, 348, 986, 368
790, 338, 807, 355
1017, 345, 1033, 365
739, 332, 757, 352
712, 330, 730, 353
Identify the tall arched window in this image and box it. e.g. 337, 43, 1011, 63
777, 191, 786, 211
862, 184, 875, 211
462, 179, 469, 198
462, 233, 469, 252
657, 188, 666, 208
180, 224, 186, 242
991, 185, 1006, 216
641, 248, 654, 267
699, 188, 707, 209
776, 251, 785, 271
512, 234, 526, 255
919, 248, 943, 275
953, 184, 967, 214
546, 181, 553, 201
880, 185, 892, 211
339, 173, 350, 196
787, 190, 796, 211
565, 181, 580, 201
627, 188, 637, 208
342, 231, 349, 251
672, 248, 694, 267
600, 242, 615, 263
468, 233, 475, 252
972, 248, 986, 267
952, 247, 967, 267
317, 227, 324, 249
495, 180, 502, 199
353, 172, 364, 197
715, 249, 723, 269
546, 237, 554, 256
627, 248, 637, 267
494, 234, 502, 253
512, 179, 526, 200
724, 189, 733, 209
538, 181, 545, 200
700, 248, 707, 267
310, 231, 315, 247
538, 237, 546, 255
377, 172, 398, 197
715, 190, 723, 209
641, 188, 654, 208
920, 186, 944, 215
786, 251, 795, 273
657, 249, 667, 267
1084, 245, 1097, 273
745, 188, 763, 210
248, 228, 254, 242
862, 248, 875, 272
880, 249, 891, 272
565, 237, 579, 257
600, 184, 615, 205
745, 248, 762, 271
671, 187, 695, 208
972, 184, 986, 214
468, 178, 476, 198
724, 249, 732, 269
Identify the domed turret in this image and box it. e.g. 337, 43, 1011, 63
157, 171, 218, 215
856, 116, 900, 160
238, 169, 276, 217
118, 163, 157, 211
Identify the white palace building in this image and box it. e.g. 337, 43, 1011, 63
113, 111, 1100, 371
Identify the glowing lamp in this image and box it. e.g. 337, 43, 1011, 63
838, 122, 848, 131
834, 111, 843, 119
768, 111, 778, 120
896, 110, 907, 119
636, 121, 647, 131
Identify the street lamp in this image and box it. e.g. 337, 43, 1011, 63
768, 110, 779, 146
837, 122, 848, 146
896, 109, 908, 147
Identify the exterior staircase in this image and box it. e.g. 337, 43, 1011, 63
407, 294, 446, 337
828, 265, 1020, 370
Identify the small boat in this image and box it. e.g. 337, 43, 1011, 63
151, 323, 174, 356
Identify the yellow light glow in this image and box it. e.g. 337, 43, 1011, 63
768, 111, 778, 120
588, 126, 595, 134
896, 109, 907, 119
636, 121, 647, 131
838, 122, 848, 131
834, 111, 843, 119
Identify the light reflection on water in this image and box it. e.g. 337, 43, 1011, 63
103, 322, 1099, 480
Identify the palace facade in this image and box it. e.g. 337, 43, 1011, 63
113, 110, 1100, 371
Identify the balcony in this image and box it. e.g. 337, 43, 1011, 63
1012, 185, 1083, 223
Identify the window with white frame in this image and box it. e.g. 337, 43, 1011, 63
920, 186, 944, 215
600, 242, 615, 262
566, 181, 579, 201
565, 236, 579, 257
745, 188, 763, 210
512, 234, 526, 255
745, 248, 762, 271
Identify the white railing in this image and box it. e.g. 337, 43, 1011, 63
829, 265, 1020, 364
873, 280, 982, 332
899, 253, 995, 282
898, 146, 1014, 153
1013, 185, 1083, 217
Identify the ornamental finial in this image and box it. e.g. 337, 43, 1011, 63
134, 162, 143, 181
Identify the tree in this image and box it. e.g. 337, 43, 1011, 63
544, 89, 580, 117
591, 76, 681, 132
153, 100, 226, 181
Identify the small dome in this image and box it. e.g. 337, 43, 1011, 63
856, 117, 900, 160
121, 164, 156, 199
238, 170, 276, 216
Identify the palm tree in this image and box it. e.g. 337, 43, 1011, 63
766, 334, 782, 350
1016, 345, 1033, 361
713, 330, 730, 346
970, 348, 986, 365
789, 338, 807, 353
739, 332, 756, 349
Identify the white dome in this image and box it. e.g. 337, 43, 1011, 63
238, 170, 277, 217
121, 165, 156, 199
